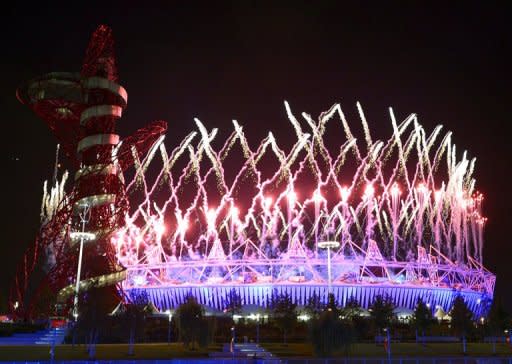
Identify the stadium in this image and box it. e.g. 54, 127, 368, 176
114, 101, 494, 318
15, 25, 494, 319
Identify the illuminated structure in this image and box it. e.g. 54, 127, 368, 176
14, 26, 494, 318
13, 25, 166, 316
114, 103, 494, 317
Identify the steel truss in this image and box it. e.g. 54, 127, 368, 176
123, 243, 494, 316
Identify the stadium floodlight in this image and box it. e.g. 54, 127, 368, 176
318, 241, 340, 295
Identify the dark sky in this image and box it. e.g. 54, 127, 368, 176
1, 2, 510, 310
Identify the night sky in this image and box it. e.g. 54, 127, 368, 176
1, 2, 510, 311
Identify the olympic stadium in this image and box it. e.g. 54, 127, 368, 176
114, 101, 494, 318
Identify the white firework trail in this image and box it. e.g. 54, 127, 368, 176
32, 101, 483, 269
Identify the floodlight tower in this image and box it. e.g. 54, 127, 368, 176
318, 241, 340, 295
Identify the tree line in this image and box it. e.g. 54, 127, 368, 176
17, 287, 510, 359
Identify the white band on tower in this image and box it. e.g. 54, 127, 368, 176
77, 133, 119, 153
82, 77, 128, 105
80, 105, 123, 126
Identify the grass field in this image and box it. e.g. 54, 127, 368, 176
0, 343, 220, 361
0, 342, 510, 360
261, 342, 512, 358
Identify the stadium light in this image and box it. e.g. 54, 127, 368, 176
318, 240, 340, 295
72, 203, 94, 321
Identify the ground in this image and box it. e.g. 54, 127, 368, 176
262, 343, 512, 358
0, 343, 511, 360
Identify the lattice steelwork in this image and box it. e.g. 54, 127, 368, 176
13, 25, 167, 317
114, 103, 494, 317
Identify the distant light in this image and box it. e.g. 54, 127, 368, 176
297, 314, 310, 321
287, 190, 297, 204
231, 206, 239, 218
70, 232, 96, 241
264, 196, 273, 208
363, 184, 374, 200
318, 241, 340, 249
206, 209, 216, 226
247, 313, 261, 321
56, 106, 72, 116
313, 190, 322, 203
416, 183, 428, 194
391, 183, 401, 197
233, 314, 242, 321
154, 221, 166, 235
178, 219, 189, 233
165, 309, 173, 320
340, 186, 350, 203
133, 275, 146, 286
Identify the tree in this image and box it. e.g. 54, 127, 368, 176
411, 298, 433, 345
450, 295, 474, 354
487, 299, 511, 354
122, 290, 148, 355
342, 296, 368, 340
175, 295, 204, 349
268, 291, 297, 344
310, 310, 355, 357
341, 296, 363, 320
369, 294, 395, 332
223, 289, 242, 319
450, 295, 473, 336
487, 299, 510, 334
326, 293, 341, 316
76, 287, 115, 359
198, 316, 217, 348
304, 291, 323, 319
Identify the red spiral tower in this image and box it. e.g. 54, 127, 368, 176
13, 25, 167, 318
